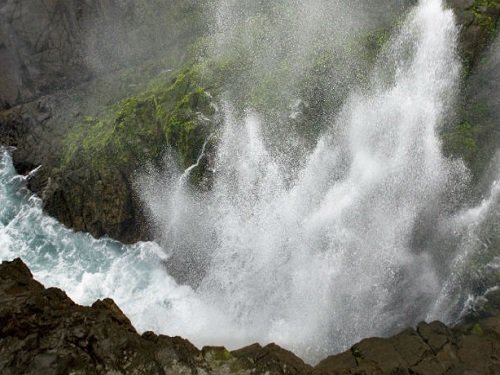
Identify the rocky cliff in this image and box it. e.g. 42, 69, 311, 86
0, 0, 208, 243
1, 258, 500, 375
0, 0, 204, 109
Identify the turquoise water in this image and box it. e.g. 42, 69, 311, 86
0, 149, 243, 349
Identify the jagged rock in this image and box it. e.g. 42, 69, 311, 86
0, 258, 310, 374
1, 258, 500, 374
313, 319, 500, 375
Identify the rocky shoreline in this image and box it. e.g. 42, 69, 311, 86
0, 257, 499, 375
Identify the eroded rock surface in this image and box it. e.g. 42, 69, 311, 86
1, 258, 500, 375
0, 0, 203, 108
314, 320, 500, 374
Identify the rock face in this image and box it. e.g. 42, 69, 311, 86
0, 79, 154, 243
1, 258, 500, 375
314, 320, 500, 374
447, 0, 500, 68
0, 0, 203, 108
0, 0, 208, 243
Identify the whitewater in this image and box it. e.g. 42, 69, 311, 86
1, 0, 499, 364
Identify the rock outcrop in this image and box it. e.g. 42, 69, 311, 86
314, 319, 500, 374
0, 258, 311, 375
447, 0, 500, 68
0, 0, 211, 243
1, 258, 500, 375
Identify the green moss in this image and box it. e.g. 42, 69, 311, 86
62, 66, 215, 174
165, 88, 213, 168
202, 347, 234, 364
472, 0, 498, 33
471, 323, 484, 336
442, 121, 479, 165
213, 349, 233, 361
364, 28, 391, 59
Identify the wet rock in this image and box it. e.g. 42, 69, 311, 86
40, 164, 150, 243
313, 318, 500, 375
447, 0, 500, 68
0, 0, 205, 108
416, 321, 452, 353
232, 343, 313, 375
0, 258, 312, 375
2, 258, 500, 374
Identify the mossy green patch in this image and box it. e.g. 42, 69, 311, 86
471, 323, 484, 336
213, 348, 233, 361
472, 0, 499, 33
62, 66, 215, 175
442, 120, 479, 166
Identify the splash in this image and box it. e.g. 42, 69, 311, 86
1, 0, 499, 365
0, 149, 244, 347
139, 0, 484, 361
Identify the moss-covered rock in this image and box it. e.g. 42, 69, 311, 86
41, 67, 216, 243
63, 66, 214, 169
447, 0, 500, 70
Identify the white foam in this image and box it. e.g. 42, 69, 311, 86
139, 0, 475, 362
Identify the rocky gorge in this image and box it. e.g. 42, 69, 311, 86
1, 0, 500, 373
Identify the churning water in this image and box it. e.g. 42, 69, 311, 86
1, 0, 499, 364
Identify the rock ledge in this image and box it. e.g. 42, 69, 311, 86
1, 258, 499, 375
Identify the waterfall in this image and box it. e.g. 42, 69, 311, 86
1, 0, 499, 365
140, 0, 473, 360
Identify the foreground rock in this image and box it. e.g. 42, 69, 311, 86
0, 258, 311, 375
1, 258, 500, 375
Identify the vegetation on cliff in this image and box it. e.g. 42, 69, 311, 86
62, 67, 215, 172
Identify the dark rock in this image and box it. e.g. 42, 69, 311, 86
0, 0, 205, 108
0, 258, 312, 374
447, 0, 500, 68
312, 317, 500, 375
232, 343, 314, 375
40, 164, 151, 243
2, 258, 500, 374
